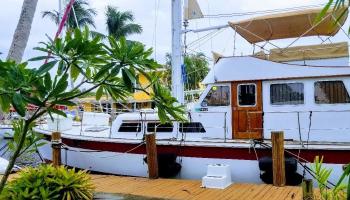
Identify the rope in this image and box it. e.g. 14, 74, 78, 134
306, 111, 313, 148
61, 142, 145, 158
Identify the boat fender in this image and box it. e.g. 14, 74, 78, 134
144, 153, 182, 178
258, 156, 297, 172
260, 171, 303, 186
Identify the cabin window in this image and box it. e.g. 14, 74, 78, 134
314, 81, 350, 104
179, 122, 206, 133
118, 122, 141, 132
202, 86, 230, 106
147, 122, 173, 132
270, 83, 304, 105
238, 84, 256, 106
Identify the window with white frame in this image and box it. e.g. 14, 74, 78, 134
270, 83, 304, 105
314, 81, 350, 104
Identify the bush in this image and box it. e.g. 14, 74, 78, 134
0, 164, 94, 200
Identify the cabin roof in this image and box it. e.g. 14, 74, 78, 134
228, 7, 348, 43
202, 56, 350, 84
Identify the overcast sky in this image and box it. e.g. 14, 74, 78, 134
1, 0, 349, 67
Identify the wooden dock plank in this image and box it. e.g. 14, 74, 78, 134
76, 174, 314, 199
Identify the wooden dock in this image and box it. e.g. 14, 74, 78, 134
91, 175, 305, 199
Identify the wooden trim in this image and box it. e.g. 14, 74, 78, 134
232, 81, 263, 139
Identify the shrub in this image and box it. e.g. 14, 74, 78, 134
0, 164, 94, 200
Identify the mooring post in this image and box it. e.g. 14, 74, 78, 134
271, 131, 285, 187
51, 132, 62, 167
302, 179, 314, 200
145, 133, 158, 179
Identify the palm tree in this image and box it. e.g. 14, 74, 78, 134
42, 0, 97, 29
7, 0, 38, 62
105, 6, 142, 39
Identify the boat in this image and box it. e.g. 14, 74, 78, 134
35, 1, 350, 185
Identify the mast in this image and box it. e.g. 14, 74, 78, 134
171, 0, 185, 104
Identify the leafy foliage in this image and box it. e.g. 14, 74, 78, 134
312, 156, 349, 199
164, 52, 209, 91
106, 6, 143, 39
0, 26, 185, 191
318, 0, 348, 31
42, 0, 97, 29
6, 120, 46, 157
0, 165, 94, 200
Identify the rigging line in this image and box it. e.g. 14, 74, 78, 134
187, 48, 213, 61
203, 3, 328, 18
187, 29, 219, 47
206, 0, 213, 50
190, 28, 226, 50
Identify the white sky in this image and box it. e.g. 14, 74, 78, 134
1, 0, 349, 67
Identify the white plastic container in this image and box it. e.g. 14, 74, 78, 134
202, 164, 232, 189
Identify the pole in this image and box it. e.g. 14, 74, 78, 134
271, 131, 285, 187
145, 133, 158, 179
58, 0, 62, 22
302, 179, 314, 200
51, 132, 62, 167
171, 0, 184, 104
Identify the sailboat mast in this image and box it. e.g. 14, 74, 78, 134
171, 0, 185, 104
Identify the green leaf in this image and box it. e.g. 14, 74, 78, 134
22, 95, 44, 107
52, 100, 76, 106
50, 74, 68, 96
70, 64, 80, 81
28, 56, 53, 62
44, 73, 52, 91
95, 86, 104, 101
12, 93, 26, 117
37, 60, 57, 75
48, 108, 67, 118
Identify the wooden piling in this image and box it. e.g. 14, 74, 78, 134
51, 132, 62, 167
145, 133, 158, 179
271, 131, 285, 187
302, 179, 314, 200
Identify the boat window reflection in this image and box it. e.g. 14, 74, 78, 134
203, 86, 230, 106
238, 84, 256, 106
315, 81, 350, 104
270, 83, 304, 105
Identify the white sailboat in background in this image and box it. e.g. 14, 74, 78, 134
1, 0, 350, 186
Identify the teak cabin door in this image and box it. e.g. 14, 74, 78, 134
231, 81, 263, 139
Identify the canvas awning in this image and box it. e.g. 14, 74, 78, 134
229, 7, 348, 43
254, 42, 349, 62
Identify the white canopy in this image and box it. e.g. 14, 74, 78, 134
203, 56, 350, 84
229, 8, 348, 43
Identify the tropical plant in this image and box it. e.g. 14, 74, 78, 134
312, 156, 350, 200
7, 0, 38, 63
164, 52, 209, 91
0, 27, 185, 192
318, 0, 348, 30
5, 119, 45, 158
42, 0, 97, 29
106, 6, 143, 39
0, 165, 94, 200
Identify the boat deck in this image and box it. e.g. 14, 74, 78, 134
91, 174, 312, 200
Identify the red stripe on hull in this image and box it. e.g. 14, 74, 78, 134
43, 135, 350, 164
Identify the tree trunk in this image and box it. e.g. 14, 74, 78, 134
7, 0, 38, 63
